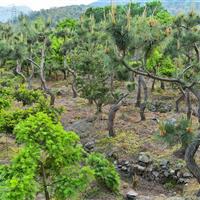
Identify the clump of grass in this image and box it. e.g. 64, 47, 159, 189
97, 131, 143, 158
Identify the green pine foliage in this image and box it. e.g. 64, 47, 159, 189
157, 117, 195, 149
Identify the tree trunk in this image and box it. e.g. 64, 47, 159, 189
72, 76, 77, 98
185, 133, 200, 196
27, 57, 35, 89
140, 76, 148, 121
40, 161, 50, 200
62, 70, 67, 80
16, 60, 26, 83
108, 94, 128, 137
96, 103, 102, 114
140, 103, 146, 121
160, 81, 165, 90
175, 94, 184, 112
190, 88, 200, 123
40, 38, 55, 106
185, 88, 192, 120
108, 104, 119, 137
141, 77, 148, 102
151, 79, 156, 92
135, 75, 142, 107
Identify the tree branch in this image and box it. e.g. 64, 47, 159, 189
121, 59, 183, 84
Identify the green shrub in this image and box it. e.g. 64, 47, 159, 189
88, 153, 120, 193
0, 100, 62, 133
0, 97, 11, 110
13, 86, 45, 106
157, 117, 195, 149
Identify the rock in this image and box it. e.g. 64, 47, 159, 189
122, 166, 128, 172
136, 164, 146, 172
182, 172, 193, 178
65, 119, 94, 138
138, 152, 152, 164
177, 178, 188, 184
125, 161, 130, 166
147, 101, 172, 113
146, 165, 153, 173
164, 170, 170, 177
126, 190, 138, 200
177, 171, 182, 178
152, 171, 160, 178
160, 159, 170, 169
84, 141, 95, 151
167, 197, 186, 200
118, 165, 122, 169
169, 169, 175, 175
114, 160, 117, 165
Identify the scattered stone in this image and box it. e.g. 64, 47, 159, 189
152, 171, 159, 178
164, 170, 170, 177
168, 197, 186, 200
118, 165, 122, 169
177, 178, 187, 184
147, 101, 172, 113
126, 190, 138, 200
182, 172, 193, 178
160, 159, 170, 169
125, 161, 130, 166
170, 169, 175, 175
122, 166, 128, 172
136, 164, 146, 172
146, 165, 153, 173
84, 141, 95, 151
114, 160, 117, 165
138, 152, 152, 164
65, 119, 94, 138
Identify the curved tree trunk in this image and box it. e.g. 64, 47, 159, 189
176, 94, 184, 112
185, 133, 200, 196
27, 58, 35, 89
62, 70, 67, 80
40, 39, 55, 106
16, 60, 26, 83
108, 94, 128, 137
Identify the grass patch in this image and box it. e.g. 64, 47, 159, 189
97, 131, 143, 158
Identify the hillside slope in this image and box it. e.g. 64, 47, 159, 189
91, 0, 200, 14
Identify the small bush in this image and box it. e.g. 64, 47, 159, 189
0, 97, 11, 110
14, 87, 45, 106
157, 117, 194, 149
0, 101, 63, 133
88, 153, 120, 193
